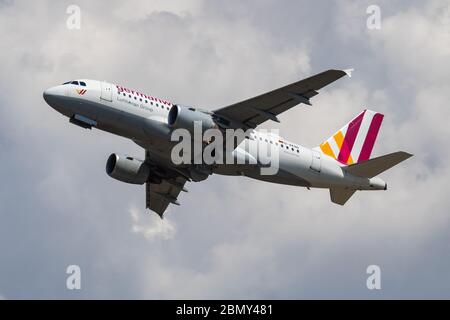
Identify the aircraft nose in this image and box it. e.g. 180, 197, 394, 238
43, 85, 68, 109
43, 86, 59, 102
43, 85, 68, 115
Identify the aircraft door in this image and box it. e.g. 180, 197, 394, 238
310, 150, 321, 172
100, 82, 113, 102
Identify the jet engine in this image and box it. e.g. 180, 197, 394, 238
106, 153, 150, 185
168, 105, 217, 134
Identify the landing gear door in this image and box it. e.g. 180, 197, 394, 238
100, 82, 112, 102
310, 150, 322, 172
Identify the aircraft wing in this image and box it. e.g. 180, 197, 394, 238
146, 176, 187, 218
213, 69, 351, 130
144, 151, 189, 218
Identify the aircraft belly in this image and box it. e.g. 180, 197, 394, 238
244, 168, 311, 187
97, 111, 144, 139
69, 97, 173, 144
213, 148, 312, 187
273, 149, 358, 189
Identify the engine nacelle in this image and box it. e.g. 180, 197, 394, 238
106, 153, 150, 185
168, 105, 217, 134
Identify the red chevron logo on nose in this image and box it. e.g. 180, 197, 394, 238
76, 89, 87, 95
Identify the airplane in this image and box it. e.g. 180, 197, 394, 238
43, 69, 412, 218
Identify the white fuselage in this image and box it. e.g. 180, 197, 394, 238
43, 79, 386, 191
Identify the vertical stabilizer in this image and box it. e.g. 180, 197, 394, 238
318, 110, 384, 165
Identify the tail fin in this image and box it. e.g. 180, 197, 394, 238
318, 109, 384, 165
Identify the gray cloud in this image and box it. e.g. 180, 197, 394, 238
0, 0, 449, 299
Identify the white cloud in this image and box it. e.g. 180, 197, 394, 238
130, 206, 176, 241
368, 2, 450, 86
0, 0, 449, 299
111, 0, 202, 20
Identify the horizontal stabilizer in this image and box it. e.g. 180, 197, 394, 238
330, 188, 356, 205
345, 151, 413, 178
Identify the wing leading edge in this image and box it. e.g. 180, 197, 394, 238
213, 69, 351, 130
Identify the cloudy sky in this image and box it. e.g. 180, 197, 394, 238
0, 0, 449, 299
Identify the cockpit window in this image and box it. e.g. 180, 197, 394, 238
62, 80, 86, 86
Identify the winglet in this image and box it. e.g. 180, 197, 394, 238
343, 68, 355, 78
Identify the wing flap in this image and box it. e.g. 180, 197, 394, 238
146, 176, 187, 218
144, 151, 189, 218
